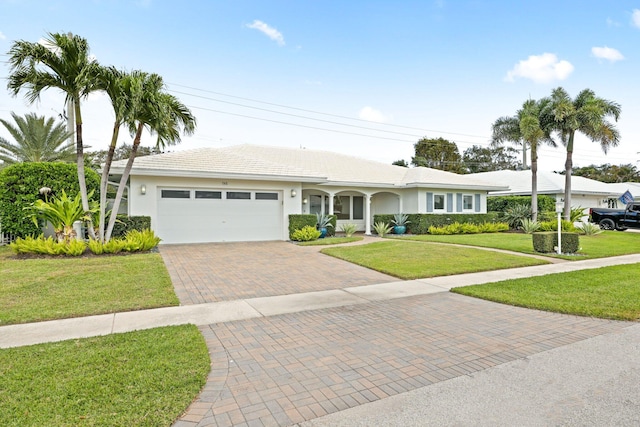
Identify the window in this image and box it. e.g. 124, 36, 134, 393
336, 196, 350, 220
309, 195, 323, 214
434, 194, 445, 210
353, 196, 364, 220
256, 192, 278, 200
161, 189, 190, 199
463, 195, 473, 210
226, 191, 251, 200
195, 190, 222, 199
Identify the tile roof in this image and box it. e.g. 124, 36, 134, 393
109, 144, 506, 190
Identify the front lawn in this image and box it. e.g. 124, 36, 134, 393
321, 240, 548, 279
452, 263, 640, 321
398, 231, 640, 259
0, 246, 178, 325
0, 325, 210, 426
297, 236, 363, 246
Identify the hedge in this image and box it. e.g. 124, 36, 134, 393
373, 213, 501, 235
532, 231, 580, 254
0, 162, 100, 238
111, 215, 152, 239
288, 214, 337, 239
488, 195, 556, 213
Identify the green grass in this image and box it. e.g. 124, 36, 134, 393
0, 325, 210, 426
452, 264, 640, 321
0, 246, 179, 325
321, 240, 548, 279
297, 236, 363, 246
397, 231, 640, 260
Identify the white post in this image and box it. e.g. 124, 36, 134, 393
365, 194, 372, 235
557, 211, 562, 254
328, 192, 334, 215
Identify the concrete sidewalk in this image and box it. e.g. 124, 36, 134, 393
2, 253, 639, 349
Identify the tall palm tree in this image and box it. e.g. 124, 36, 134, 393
6, 32, 101, 238
491, 98, 555, 221
0, 112, 74, 165
104, 72, 196, 242
546, 87, 621, 220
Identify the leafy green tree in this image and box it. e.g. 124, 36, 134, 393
462, 145, 522, 173
105, 72, 196, 242
546, 87, 621, 220
0, 112, 74, 166
568, 163, 639, 183
7, 32, 102, 238
411, 137, 464, 173
392, 159, 408, 167
491, 98, 556, 221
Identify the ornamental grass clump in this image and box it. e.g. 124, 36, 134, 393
339, 223, 358, 237
373, 221, 393, 237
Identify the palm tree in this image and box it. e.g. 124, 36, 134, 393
546, 87, 621, 220
104, 72, 196, 242
0, 112, 74, 165
491, 98, 555, 221
6, 32, 101, 238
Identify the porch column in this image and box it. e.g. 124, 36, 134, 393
398, 195, 403, 213
328, 192, 335, 215
365, 194, 372, 235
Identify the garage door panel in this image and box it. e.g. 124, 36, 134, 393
157, 189, 283, 244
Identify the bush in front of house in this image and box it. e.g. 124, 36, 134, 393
288, 214, 336, 239
111, 215, 152, 238
532, 231, 580, 254
0, 162, 100, 238
291, 225, 321, 242
488, 195, 556, 214
373, 213, 501, 235
428, 221, 509, 235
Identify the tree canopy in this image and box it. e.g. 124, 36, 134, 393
411, 137, 465, 173
562, 163, 639, 183
462, 145, 522, 173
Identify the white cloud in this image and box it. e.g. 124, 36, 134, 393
359, 106, 390, 123
591, 46, 624, 62
246, 20, 285, 46
505, 53, 574, 84
632, 9, 640, 28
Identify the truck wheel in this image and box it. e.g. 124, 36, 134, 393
616, 224, 628, 231
599, 219, 615, 230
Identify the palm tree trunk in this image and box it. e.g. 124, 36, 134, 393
563, 133, 575, 222
522, 141, 528, 169
73, 98, 97, 240
98, 123, 120, 242
105, 123, 143, 242
531, 143, 537, 222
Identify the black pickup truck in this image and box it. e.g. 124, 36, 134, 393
589, 202, 640, 230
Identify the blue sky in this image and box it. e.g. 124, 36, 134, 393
1, 0, 640, 172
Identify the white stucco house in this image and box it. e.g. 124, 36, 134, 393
469, 170, 622, 211
109, 145, 506, 244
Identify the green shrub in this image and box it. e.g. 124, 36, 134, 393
501, 203, 531, 229
538, 220, 576, 232
478, 222, 509, 233
374, 213, 501, 235
110, 215, 152, 239
291, 225, 321, 242
123, 229, 161, 251
289, 214, 317, 239
10, 235, 87, 256
532, 232, 580, 253
339, 223, 358, 237
0, 162, 100, 238
373, 221, 392, 237
520, 219, 541, 234
427, 221, 509, 235
488, 195, 556, 214
575, 222, 602, 236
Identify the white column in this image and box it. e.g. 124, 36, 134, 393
398, 195, 403, 213
365, 194, 372, 235
328, 192, 335, 215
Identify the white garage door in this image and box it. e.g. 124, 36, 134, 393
157, 188, 283, 244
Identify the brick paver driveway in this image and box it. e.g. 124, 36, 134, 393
160, 240, 396, 304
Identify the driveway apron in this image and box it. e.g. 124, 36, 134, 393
173, 292, 630, 427
160, 241, 397, 304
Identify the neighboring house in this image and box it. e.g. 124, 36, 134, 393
606, 182, 640, 204
469, 170, 621, 213
108, 145, 506, 244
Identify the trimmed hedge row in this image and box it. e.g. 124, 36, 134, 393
373, 213, 501, 235
288, 214, 336, 239
0, 162, 100, 238
111, 215, 152, 239
488, 195, 556, 213
532, 231, 580, 254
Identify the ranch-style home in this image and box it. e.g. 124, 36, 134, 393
108, 145, 506, 244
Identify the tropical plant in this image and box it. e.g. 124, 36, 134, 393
291, 225, 321, 242
520, 218, 541, 234
545, 87, 621, 220
7, 32, 102, 238
339, 223, 358, 237
373, 221, 393, 237
10, 235, 87, 256
492, 98, 555, 221
575, 222, 602, 236
570, 206, 586, 223
0, 112, 74, 165
501, 203, 531, 229
391, 213, 411, 227
104, 72, 196, 242
315, 212, 334, 229
25, 189, 97, 243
